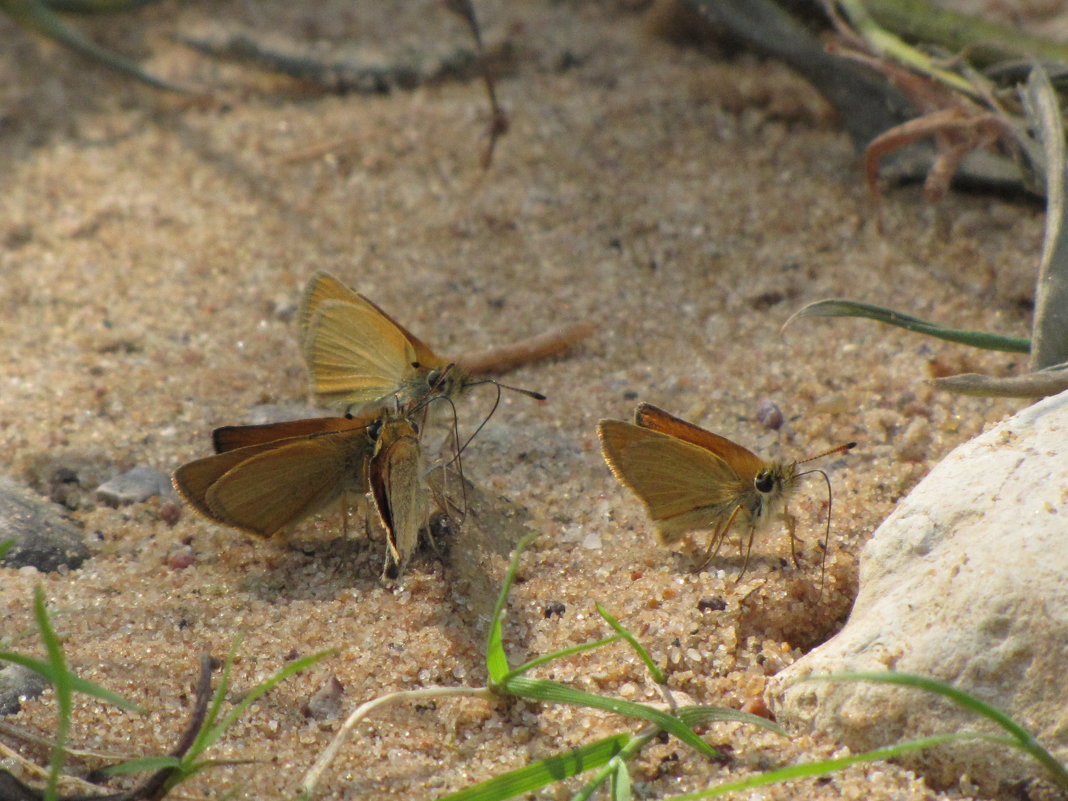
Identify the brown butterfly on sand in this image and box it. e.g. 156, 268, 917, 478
298, 271, 547, 413
172, 409, 432, 577
598, 403, 854, 586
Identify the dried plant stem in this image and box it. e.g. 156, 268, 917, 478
457, 322, 594, 375
301, 685, 494, 796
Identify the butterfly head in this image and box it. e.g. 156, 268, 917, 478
748, 461, 798, 520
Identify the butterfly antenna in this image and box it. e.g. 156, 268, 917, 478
797, 467, 836, 600
799, 441, 856, 466
442, 394, 469, 524
448, 380, 502, 462
463, 376, 546, 401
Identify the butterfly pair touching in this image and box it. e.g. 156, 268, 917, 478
173, 410, 427, 576
598, 403, 855, 588
173, 271, 524, 578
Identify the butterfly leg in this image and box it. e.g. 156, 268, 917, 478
695, 505, 742, 572
738, 523, 758, 579
340, 490, 350, 539
784, 508, 802, 568
382, 537, 404, 581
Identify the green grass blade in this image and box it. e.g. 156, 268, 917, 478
666, 732, 986, 800
33, 587, 70, 801
486, 532, 539, 685
0, 651, 140, 712
595, 605, 666, 684
184, 641, 238, 763
501, 675, 720, 759
571, 729, 657, 801
66, 675, 141, 712
103, 755, 183, 775
609, 756, 632, 801
0, 651, 55, 677
435, 733, 631, 801
0, 0, 184, 90
0, 539, 13, 559
44, 0, 163, 12
677, 705, 786, 736
193, 650, 332, 758
1025, 65, 1068, 370
506, 635, 623, 678
805, 671, 1068, 790
931, 366, 1068, 397
785, 299, 1031, 352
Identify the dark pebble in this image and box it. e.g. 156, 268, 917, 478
0, 477, 90, 571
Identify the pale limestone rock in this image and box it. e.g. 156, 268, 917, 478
768, 389, 1068, 797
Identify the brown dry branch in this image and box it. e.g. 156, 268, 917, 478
456, 322, 595, 375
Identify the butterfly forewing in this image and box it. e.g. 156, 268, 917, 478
598, 419, 748, 543
212, 414, 376, 453
633, 403, 767, 481
300, 271, 444, 367
304, 298, 421, 405
299, 271, 363, 342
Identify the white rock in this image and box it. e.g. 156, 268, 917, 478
768, 389, 1068, 796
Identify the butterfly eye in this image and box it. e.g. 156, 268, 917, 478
754, 469, 776, 494
367, 420, 383, 440
410, 421, 420, 435
426, 369, 441, 387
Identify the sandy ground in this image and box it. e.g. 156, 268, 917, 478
0, 1, 1056, 798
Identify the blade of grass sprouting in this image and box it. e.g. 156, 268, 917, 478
571, 708, 783, 801
595, 605, 666, 685
1025, 66, 1068, 371
572, 729, 658, 801
0, 0, 184, 91
189, 649, 332, 760
507, 635, 623, 678
33, 587, 69, 801
833, 0, 975, 95
486, 532, 539, 685
500, 675, 720, 759
804, 671, 1068, 790
0, 651, 141, 712
103, 755, 183, 775
784, 299, 1030, 352
183, 640, 237, 763
610, 756, 632, 801
0, 539, 13, 559
863, 0, 1068, 66
664, 732, 999, 800
434, 733, 632, 801
931, 367, 1068, 397
44, 0, 163, 12
676, 705, 786, 736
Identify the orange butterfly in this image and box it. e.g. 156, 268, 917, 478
599, 403, 853, 581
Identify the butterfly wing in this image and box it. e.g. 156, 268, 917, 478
300, 271, 446, 367
212, 414, 376, 453
174, 428, 373, 537
369, 418, 428, 576
304, 297, 423, 407
173, 444, 278, 523
598, 419, 748, 544
633, 403, 766, 481
299, 271, 365, 342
